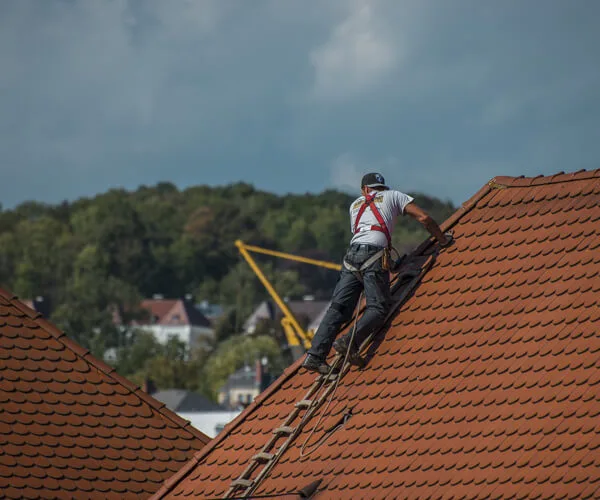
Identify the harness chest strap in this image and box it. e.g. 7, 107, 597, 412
353, 192, 392, 248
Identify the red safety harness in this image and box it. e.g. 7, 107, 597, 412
353, 191, 391, 248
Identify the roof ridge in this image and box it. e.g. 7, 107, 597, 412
181, 300, 193, 325
487, 168, 600, 189
0, 288, 210, 446
161, 301, 180, 324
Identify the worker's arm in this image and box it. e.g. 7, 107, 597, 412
404, 202, 451, 247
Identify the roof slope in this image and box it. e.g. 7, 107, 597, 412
154, 169, 600, 499
0, 289, 210, 499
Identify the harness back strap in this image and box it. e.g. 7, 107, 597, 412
353, 192, 391, 247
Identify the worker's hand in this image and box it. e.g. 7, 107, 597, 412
439, 231, 454, 248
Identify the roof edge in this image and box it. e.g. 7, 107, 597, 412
412, 181, 493, 256
0, 288, 210, 446
487, 168, 599, 188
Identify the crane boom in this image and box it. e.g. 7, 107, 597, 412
235, 240, 340, 359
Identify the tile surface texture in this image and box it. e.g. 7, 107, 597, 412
0, 290, 210, 499
152, 169, 600, 499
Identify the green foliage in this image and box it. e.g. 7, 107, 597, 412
113, 332, 212, 396
203, 334, 285, 399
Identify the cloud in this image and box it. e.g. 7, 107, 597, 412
0, 0, 599, 209
331, 153, 402, 194
309, 0, 398, 101
330, 153, 363, 192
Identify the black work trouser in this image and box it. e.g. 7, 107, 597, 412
308, 243, 391, 360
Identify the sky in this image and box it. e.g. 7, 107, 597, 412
1, 0, 599, 209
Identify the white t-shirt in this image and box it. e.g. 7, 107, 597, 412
349, 189, 414, 247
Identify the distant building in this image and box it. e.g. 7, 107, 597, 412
195, 300, 225, 323
21, 296, 52, 317
141, 383, 240, 439
218, 359, 274, 410
151, 389, 225, 413
128, 296, 214, 349
243, 297, 329, 335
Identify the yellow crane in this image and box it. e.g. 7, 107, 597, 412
235, 240, 341, 359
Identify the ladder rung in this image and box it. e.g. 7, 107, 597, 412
230, 478, 254, 489
273, 426, 294, 435
252, 452, 274, 463
295, 399, 314, 409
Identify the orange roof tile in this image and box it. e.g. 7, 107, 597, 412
0, 289, 210, 499
152, 169, 600, 499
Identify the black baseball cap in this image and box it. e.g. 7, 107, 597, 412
361, 172, 389, 190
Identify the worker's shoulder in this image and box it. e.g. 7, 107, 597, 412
385, 189, 413, 201
350, 196, 365, 211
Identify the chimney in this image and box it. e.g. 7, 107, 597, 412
143, 378, 157, 395
256, 357, 271, 391
255, 359, 263, 390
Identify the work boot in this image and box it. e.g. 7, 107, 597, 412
333, 336, 363, 366
302, 354, 339, 375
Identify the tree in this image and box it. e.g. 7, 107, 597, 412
12, 216, 75, 303
70, 192, 155, 295
203, 334, 285, 399
113, 332, 212, 397
50, 244, 143, 355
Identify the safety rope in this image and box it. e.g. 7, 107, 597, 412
298, 291, 364, 458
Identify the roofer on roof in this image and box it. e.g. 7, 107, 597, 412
302, 172, 452, 375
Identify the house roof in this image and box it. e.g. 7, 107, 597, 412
218, 365, 257, 392
152, 169, 600, 499
135, 299, 211, 328
0, 289, 211, 499
152, 389, 225, 413
243, 299, 329, 332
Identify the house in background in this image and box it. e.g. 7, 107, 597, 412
147, 387, 240, 438
217, 359, 274, 410
127, 295, 214, 349
151, 388, 224, 413
195, 300, 225, 323
243, 296, 329, 335
21, 295, 52, 317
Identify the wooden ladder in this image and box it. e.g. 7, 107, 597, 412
223, 357, 346, 499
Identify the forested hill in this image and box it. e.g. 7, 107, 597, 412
0, 182, 454, 353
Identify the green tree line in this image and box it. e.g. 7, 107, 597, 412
0, 183, 454, 399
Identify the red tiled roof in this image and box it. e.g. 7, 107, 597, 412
152, 169, 600, 499
0, 289, 210, 499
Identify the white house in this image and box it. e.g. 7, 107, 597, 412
131, 297, 214, 349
